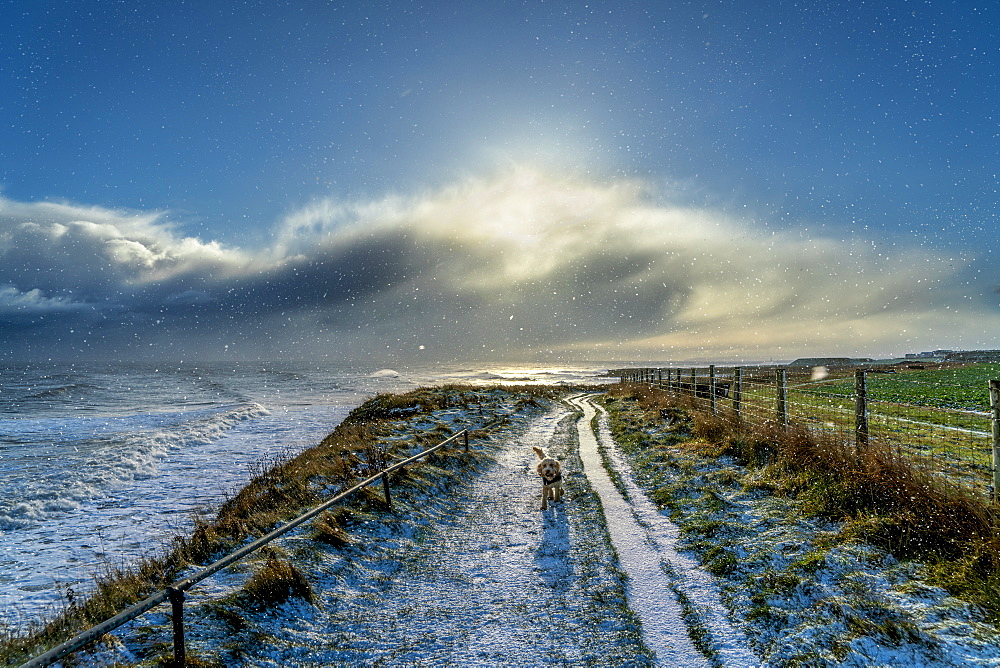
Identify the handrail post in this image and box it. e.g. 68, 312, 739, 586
855, 370, 869, 450
381, 472, 393, 511
168, 586, 185, 667
990, 380, 1000, 503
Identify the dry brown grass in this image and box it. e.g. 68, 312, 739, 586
312, 510, 352, 547
242, 557, 314, 609
611, 382, 1000, 620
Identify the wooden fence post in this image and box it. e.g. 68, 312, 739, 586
776, 368, 788, 430
690, 368, 697, 400
709, 365, 717, 415
734, 367, 743, 419
168, 587, 185, 668
856, 370, 869, 449
990, 380, 1000, 503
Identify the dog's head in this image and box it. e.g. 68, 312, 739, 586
536, 457, 561, 482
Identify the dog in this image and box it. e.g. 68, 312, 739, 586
532, 446, 564, 510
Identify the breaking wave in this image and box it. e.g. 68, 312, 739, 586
0, 402, 270, 531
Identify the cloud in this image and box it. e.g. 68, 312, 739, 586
0, 169, 996, 362
0, 285, 85, 314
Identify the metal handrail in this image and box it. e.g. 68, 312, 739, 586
20, 426, 480, 667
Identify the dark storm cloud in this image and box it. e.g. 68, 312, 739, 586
0, 167, 992, 362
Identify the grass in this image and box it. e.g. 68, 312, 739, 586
817, 363, 1000, 412
241, 557, 314, 609
1, 383, 565, 667
601, 382, 1000, 623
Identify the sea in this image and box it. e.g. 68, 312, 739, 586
0, 360, 614, 629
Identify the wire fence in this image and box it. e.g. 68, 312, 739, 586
616, 365, 1000, 501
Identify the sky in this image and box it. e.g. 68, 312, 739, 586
1, 0, 997, 364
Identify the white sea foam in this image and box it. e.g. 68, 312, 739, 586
0, 403, 272, 531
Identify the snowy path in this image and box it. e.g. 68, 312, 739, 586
568, 394, 758, 668
215, 402, 655, 667
83, 396, 761, 667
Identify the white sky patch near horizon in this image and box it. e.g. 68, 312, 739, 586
0, 167, 995, 361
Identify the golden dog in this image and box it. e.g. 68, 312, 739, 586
532, 446, 563, 510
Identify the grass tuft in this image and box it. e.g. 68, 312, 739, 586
312, 510, 353, 547
242, 557, 314, 609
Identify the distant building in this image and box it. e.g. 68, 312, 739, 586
905, 350, 952, 360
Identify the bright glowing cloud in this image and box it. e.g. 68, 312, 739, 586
0, 168, 995, 362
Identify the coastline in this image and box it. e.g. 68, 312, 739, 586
2, 383, 571, 665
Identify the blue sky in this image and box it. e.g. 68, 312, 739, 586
1, 0, 997, 363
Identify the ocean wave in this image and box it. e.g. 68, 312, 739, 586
0, 402, 271, 531
153, 402, 271, 449
0, 515, 31, 531
26, 382, 99, 400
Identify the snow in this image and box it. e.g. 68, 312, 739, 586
43, 388, 1000, 667
601, 393, 1000, 667
569, 394, 722, 667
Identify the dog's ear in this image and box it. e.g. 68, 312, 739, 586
536, 461, 545, 475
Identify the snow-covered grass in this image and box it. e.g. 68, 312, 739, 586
569, 393, 759, 667
598, 388, 1000, 666
46, 389, 658, 667
17, 382, 1000, 667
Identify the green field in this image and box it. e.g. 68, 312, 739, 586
807, 363, 1000, 412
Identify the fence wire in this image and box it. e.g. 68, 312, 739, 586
620, 365, 998, 499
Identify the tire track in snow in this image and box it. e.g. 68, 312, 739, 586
569, 394, 758, 668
